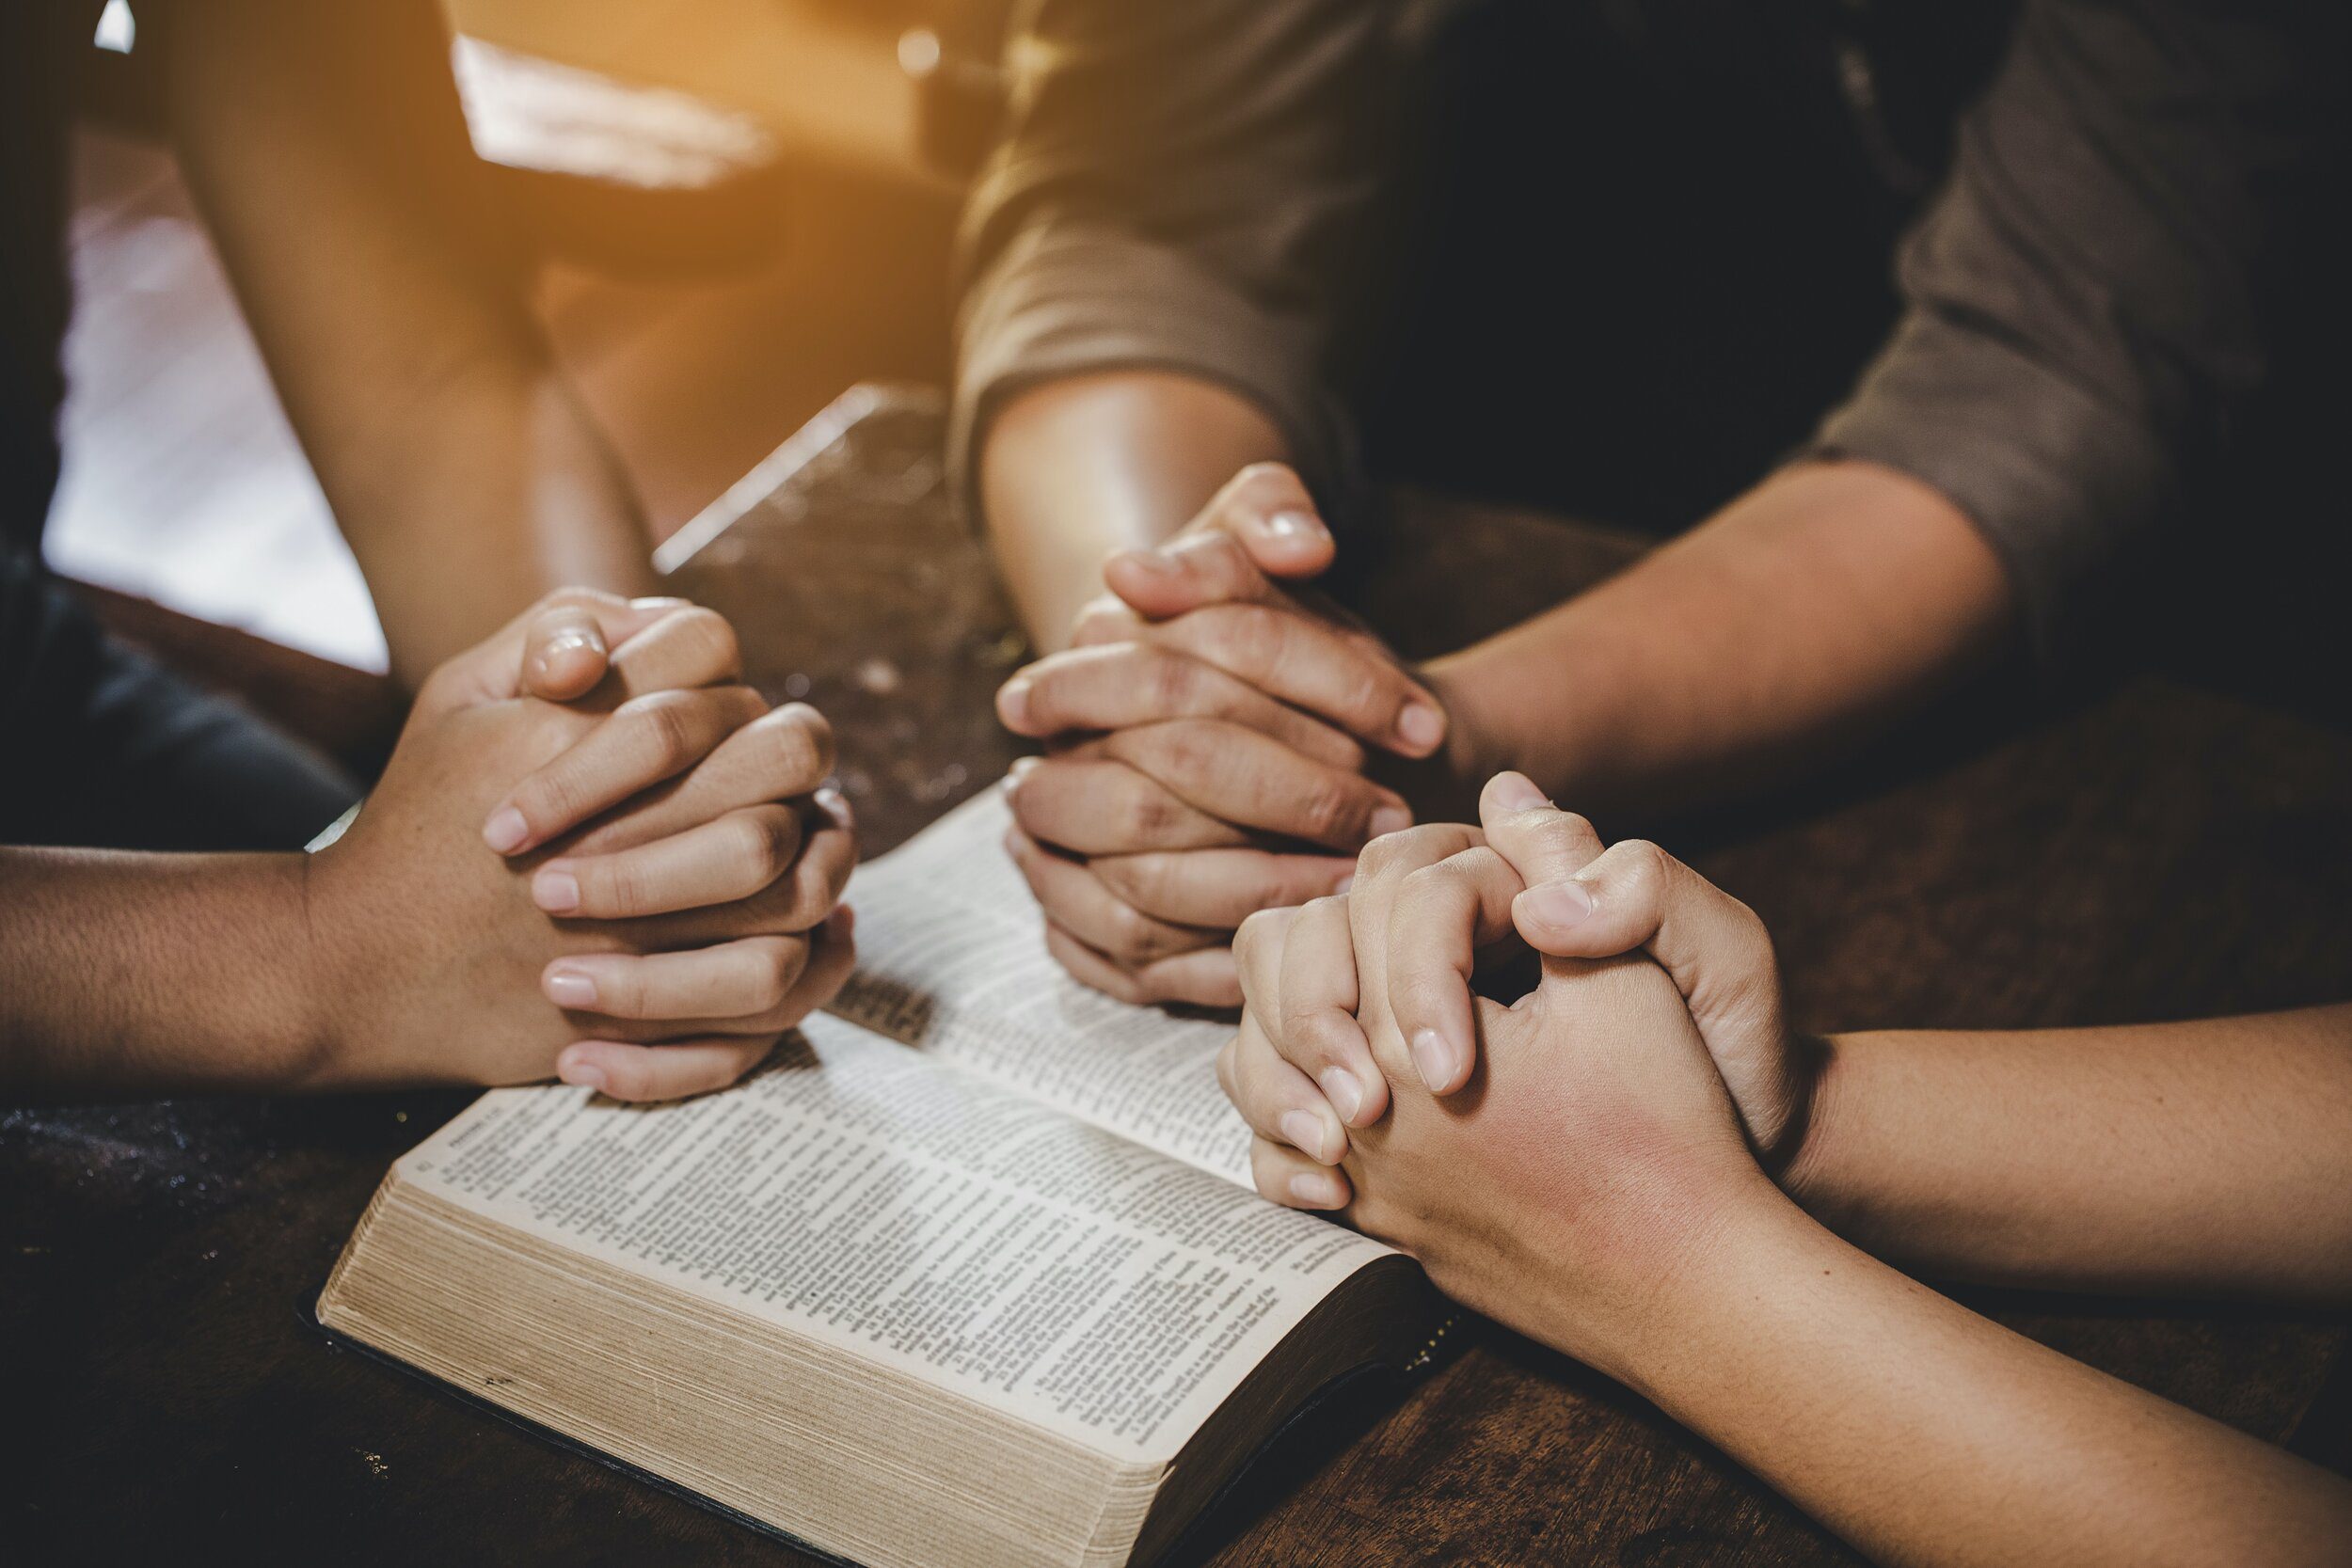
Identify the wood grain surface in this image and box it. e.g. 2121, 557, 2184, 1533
5, 387, 2345, 1566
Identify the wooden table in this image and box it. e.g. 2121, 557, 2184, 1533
6, 387, 2348, 1564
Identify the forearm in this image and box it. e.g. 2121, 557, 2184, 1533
0, 849, 325, 1100
1783, 1006, 2352, 1301
1606, 1193, 2352, 1568
1424, 459, 2016, 818
978, 372, 1290, 649
162, 0, 653, 686
305, 366, 653, 685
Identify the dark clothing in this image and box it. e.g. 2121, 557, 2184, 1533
0, 0, 88, 557
0, 551, 357, 850
953, 0, 2348, 658
2, 3, 358, 851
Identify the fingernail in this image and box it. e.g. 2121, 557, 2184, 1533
816, 785, 853, 828
1289, 1172, 1344, 1209
544, 970, 598, 1009
544, 629, 597, 658
1280, 1109, 1336, 1164
482, 806, 530, 854
1369, 803, 1412, 840
1492, 771, 1549, 811
1003, 756, 1038, 799
1411, 1027, 1460, 1092
533, 867, 581, 914
1319, 1067, 1365, 1124
1394, 702, 1446, 754
997, 677, 1032, 728
560, 1060, 609, 1094
1520, 879, 1596, 930
1262, 508, 1330, 545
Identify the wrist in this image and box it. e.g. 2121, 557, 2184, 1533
1574, 1173, 1824, 1402
278, 845, 358, 1090
1774, 1032, 1850, 1216
1418, 625, 1636, 815
181, 852, 342, 1094
1412, 655, 1516, 817
1519, 1160, 1796, 1387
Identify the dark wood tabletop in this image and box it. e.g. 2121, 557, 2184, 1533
6, 386, 2348, 1566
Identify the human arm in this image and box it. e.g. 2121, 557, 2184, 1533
1219, 786, 2352, 1568
990, 451, 2007, 1000
154, 0, 655, 688
0, 594, 853, 1102
1421, 457, 2017, 817
995, 467, 1452, 1006
981, 373, 1289, 651
1230, 774, 2352, 1306
956, 0, 1390, 647
1781, 1007, 2352, 1303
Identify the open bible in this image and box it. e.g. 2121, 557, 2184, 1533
319, 789, 1434, 1568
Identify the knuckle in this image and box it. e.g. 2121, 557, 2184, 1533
1152, 721, 1216, 783
737, 809, 798, 881
628, 690, 702, 771
1354, 831, 1406, 879
1234, 610, 1288, 674
1144, 649, 1199, 716
1122, 784, 1181, 842
1616, 838, 1671, 899
1335, 662, 1392, 731
596, 856, 651, 917
1100, 896, 1158, 959
1091, 853, 1168, 916
1286, 1007, 1359, 1070
1292, 776, 1360, 843
1233, 906, 1288, 968
776, 703, 835, 780
520, 767, 589, 832
670, 606, 740, 675
1396, 859, 1457, 909
1194, 607, 1280, 678
750, 706, 826, 791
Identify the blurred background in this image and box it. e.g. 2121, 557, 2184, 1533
54, 0, 1000, 671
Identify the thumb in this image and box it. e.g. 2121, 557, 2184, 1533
422, 590, 687, 713
1104, 463, 1335, 620
1475, 771, 1608, 883
1510, 836, 1797, 1155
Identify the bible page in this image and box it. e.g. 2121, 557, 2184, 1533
827, 789, 1257, 1184
389, 1014, 1392, 1462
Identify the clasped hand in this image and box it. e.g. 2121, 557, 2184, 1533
1216, 772, 1815, 1371
996, 464, 1457, 1006
303, 590, 855, 1101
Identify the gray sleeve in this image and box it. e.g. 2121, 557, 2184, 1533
1810, 0, 2341, 657
949, 0, 1397, 515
